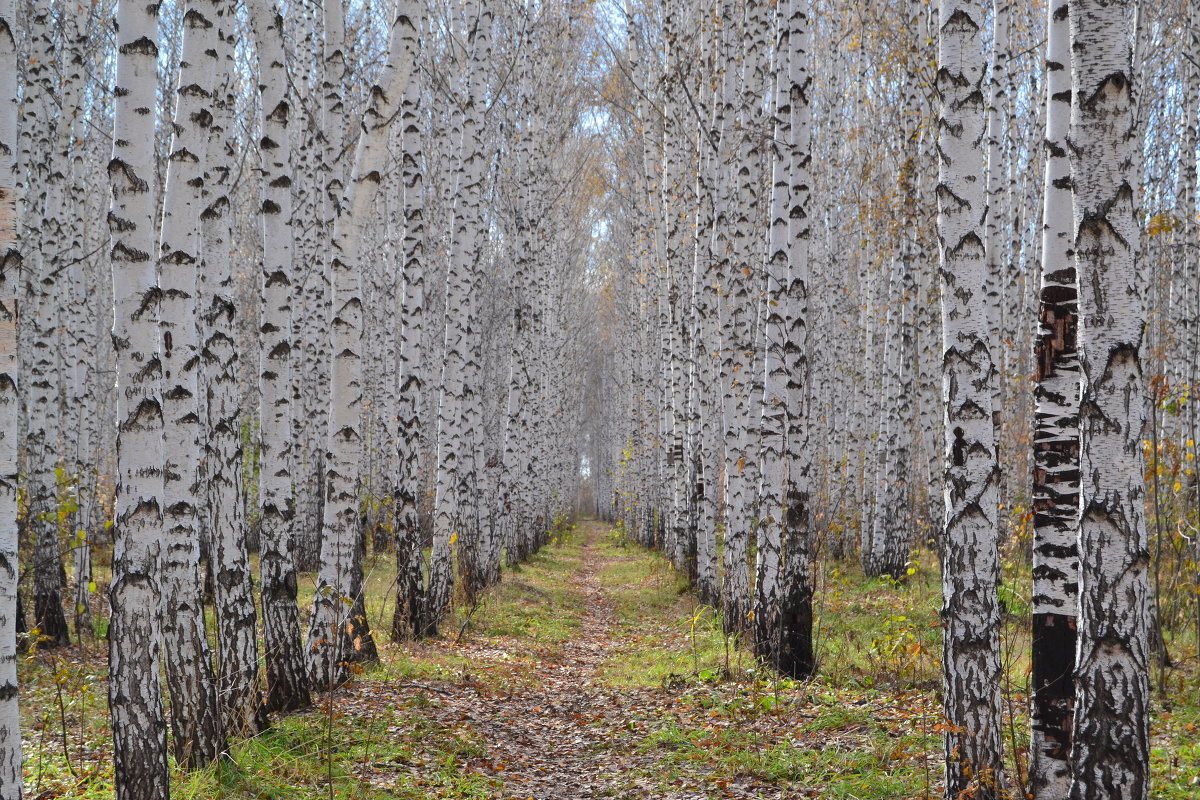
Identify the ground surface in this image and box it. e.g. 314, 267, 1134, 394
19, 519, 1200, 799
296, 521, 943, 800
345, 521, 810, 799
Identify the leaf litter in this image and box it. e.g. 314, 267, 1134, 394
330, 522, 944, 799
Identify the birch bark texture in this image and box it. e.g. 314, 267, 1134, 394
1067, 2, 1151, 798
721, 0, 770, 635
107, 0, 170, 793
156, 0, 224, 767
23, 2, 70, 651
392, 62, 426, 641
203, 11, 268, 741
248, 0, 311, 715
0, 0, 22, 788
756, 0, 814, 680
428, 0, 494, 635
935, 3, 1005, 799
1030, 4, 1079, 798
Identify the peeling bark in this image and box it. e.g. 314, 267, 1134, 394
1030, 4, 1079, 798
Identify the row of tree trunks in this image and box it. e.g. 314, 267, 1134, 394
305, 0, 419, 690
610, 2, 1154, 800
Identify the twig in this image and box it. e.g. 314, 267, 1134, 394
54, 666, 77, 779
454, 597, 483, 644
396, 682, 453, 696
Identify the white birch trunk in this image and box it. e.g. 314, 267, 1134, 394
864, 253, 913, 580
936, 3, 1006, 798
174, 7, 263, 738
692, 13, 722, 606
1067, 3, 1151, 797
756, 0, 814, 679
392, 62, 425, 639
0, 0, 21, 787
60, 8, 95, 640
292, 95, 325, 570
428, 1, 494, 632
23, 3, 69, 649
108, 0, 170, 792
722, 0, 769, 633
157, 0, 224, 766
248, 0, 311, 715
983, 0, 1009, 434
1030, 5, 1079, 798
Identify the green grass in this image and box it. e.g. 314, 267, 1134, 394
369, 527, 588, 690
170, 704, 499, 799
594, 529, 755, 687
1151, 693, 1200, 799
457, 538, 587, 649
19, 645, 111, 799
813, 553, 944, 690
625, 696, 938, 799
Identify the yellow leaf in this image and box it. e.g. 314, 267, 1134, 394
1147, 211, 1179, 236
450, 531, 458, 545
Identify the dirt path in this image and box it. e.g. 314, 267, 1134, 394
434, 521, 634, 799
347, 520, 788, 799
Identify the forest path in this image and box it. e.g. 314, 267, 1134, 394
342, 519, 793, 799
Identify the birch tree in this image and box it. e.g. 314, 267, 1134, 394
1030, 4, 1078, 798
291, 4, 327, 571
722, 0, 770, 633
692, 3, 722, 608
157, 0, 224, 766
428, 0, 495, 633
249, 0, 311, 715
392, 54, 426, 641
0, 0, 21, 787
201, 6, 267, 739
107, 0, 170, 792
1067, 2, 1151, 797
23, 0, 69, 650
863, 251, 914, 580
756, 0, 814, 679
62, 5, 97, 641
935, 2, 1005, 797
